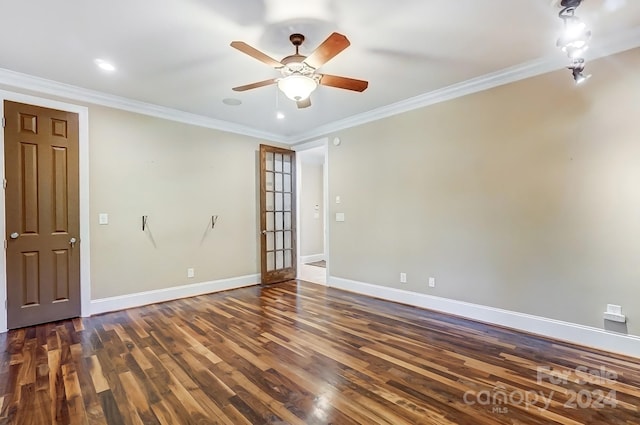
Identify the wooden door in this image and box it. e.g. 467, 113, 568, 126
4, 101, 80, 329
260, 144, 297, 284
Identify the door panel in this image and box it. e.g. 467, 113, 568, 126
260, 144, 297, 284
20, 143, 40, 233
21, 252, 40, 305
53, 249, 70, 300
5, 100, 80, 329
53, 146, 69, 232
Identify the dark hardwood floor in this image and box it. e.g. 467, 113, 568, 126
1, 281, 639, 424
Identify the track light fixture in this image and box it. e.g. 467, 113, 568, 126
568, 58, 591, 84
557, 0, 592, 84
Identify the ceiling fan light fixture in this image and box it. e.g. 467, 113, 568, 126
230, 32, 368, 104
277, 74, 318, 101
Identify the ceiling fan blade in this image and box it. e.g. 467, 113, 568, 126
297, 98, 311, 109
319, 74, 369, 92
304, 32, 350, 69
230, 41, 283, 68
232, 78, 278, 92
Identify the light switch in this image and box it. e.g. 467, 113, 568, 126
336, 212, 345, 222
99, 213, 109, 225
336, 196, 341, 204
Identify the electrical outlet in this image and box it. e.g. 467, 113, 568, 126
603, 304, 626, 323
400, 273, 407, 283
187, 268, 195, 278
428, 277, 436, 288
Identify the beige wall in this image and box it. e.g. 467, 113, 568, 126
0, 87, 267, 302
89, 106, 262, 299
299, 161, 324, 257
3, 48, 639, 337
327, 48, 640, 336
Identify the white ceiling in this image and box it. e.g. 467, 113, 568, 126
1, 0, 639, 143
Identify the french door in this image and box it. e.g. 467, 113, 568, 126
259, 144, 297, 284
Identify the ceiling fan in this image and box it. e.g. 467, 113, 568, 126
230, 32, 368, 109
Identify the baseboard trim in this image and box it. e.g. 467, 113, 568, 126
300, 254, 325, 264
328, 276, 640, 358
90, 274, 259, 316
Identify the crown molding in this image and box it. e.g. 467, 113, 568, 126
284, 57, 564, 144
0, 68, 283, 143
286, 26, 640, 144
1, 26, 638, 146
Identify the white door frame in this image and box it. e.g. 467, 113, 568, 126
294, 137, 329, 281
0, 90, 91, 333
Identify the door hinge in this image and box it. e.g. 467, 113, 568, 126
1, 117, 5, 128
2, 178, 6, 189
3, 240, 6, 250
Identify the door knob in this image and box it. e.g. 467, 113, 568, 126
10, 232, 19, 239
261, 230, 267, 236
69, 237, 77, 247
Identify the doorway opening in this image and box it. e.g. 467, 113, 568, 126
295, 139, 328, 285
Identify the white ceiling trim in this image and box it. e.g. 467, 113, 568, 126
0, 68, 283, 143
288, 26, 640, 145
0, 25, 638, 146
287, 57, 566, 144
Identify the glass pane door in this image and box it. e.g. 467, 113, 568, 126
260, 145, 296, 284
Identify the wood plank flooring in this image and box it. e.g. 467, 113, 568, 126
1, 280, 639, 424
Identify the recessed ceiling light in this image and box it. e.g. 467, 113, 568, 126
276, 112, 285, 120
94, 59, 116, 72
222, 98, 242, 106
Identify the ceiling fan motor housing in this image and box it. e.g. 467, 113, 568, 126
280, 33, 317, 77
280, 55, 316, 78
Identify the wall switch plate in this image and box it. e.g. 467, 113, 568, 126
335, 212, 345, 222
99, 213, 109, 225
187, 268, 195, 278
336, 196, 341, 204
400, 273, 407, 283
428, 277, 436, 288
